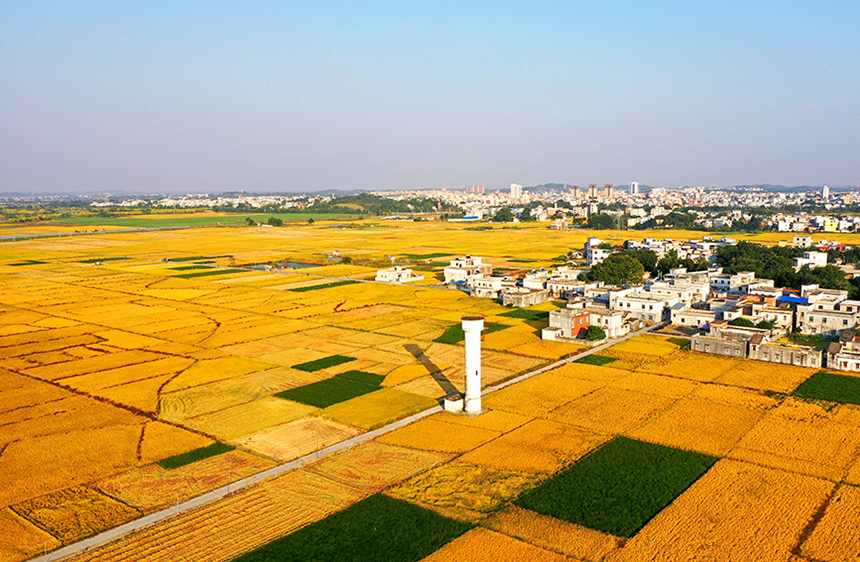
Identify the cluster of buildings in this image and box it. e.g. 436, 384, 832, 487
585, 236, 738, 266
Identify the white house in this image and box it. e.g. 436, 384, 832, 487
443, 256, 493, 284
793, 251, 828, 270
375, 266, 424, 283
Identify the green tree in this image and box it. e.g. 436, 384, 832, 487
245, 217, 256, 226
625, 249, 659, 275
730, 317, 756, 327
519, 207, 534, 221
492, 207, 515, 222
267, 217, 283, 227
583, 254, 645, 286
587, 213, 616, 229
584, 325, 607, 341
308, 217, 315, 224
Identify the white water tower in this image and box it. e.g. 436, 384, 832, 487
461, 316, 484, 413
443, 316, 485, 414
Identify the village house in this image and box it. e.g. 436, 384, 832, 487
375, 266, 424, 283
443, 256, 493, 285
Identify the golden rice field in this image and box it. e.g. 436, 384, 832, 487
2, 219, 860, 561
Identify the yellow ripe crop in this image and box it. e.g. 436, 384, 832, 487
388, 462, 542, 522
137, 421, 214, 465
0, 423, 143, 508
319, 388, 438, 430
628, 396, 764, 457
185, 397, 317, 441
638, 351, 740, 382
689, 384, 779, 411
608, 370, 700, 399
482, 505, 622, 562
21, 349, 164, 382
93, 450, 276, 513
799, 484, 860, 561
421, 528, 571, 562
459, 419, 608, 474
436, 409, 533, 433
377, 416, 502, 454
160, 355, 277, 393
730, 408, 860, 480
714, 360, 817, 394
93, 329, 164, 349
483, 369, 603, 417
611, 460, 833, 562
306, 441, 451, 493
609, 334, 683, 356
10, 485, 139, 543
0, 507, 61, 562
548, 386, 675, 435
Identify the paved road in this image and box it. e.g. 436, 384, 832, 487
30, 322, 662, 562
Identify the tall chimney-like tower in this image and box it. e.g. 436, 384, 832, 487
461, 316, 484, 413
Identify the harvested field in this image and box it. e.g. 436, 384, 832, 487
94, 450, 276, 512
237, 417, 362, 461
73, 469, 366, 562
306, 441, 452, 493
389, 462, 541, 521
10, 485, 139, 543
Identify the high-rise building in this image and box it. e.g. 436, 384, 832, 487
822, 185, 830, 200
604, 184, 615, 198
465, 185, 485, 194
570, 185, 580, 198
588, 184, 598, 198
630, 181, 640, 195
510, 183, 523, 200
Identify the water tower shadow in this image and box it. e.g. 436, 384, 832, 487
403, 343, 458, 397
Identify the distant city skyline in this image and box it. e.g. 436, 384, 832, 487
2, 2, 858, 194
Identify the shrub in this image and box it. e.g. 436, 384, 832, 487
584, 325, 607, 341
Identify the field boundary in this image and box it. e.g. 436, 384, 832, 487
29, 323, 660, 562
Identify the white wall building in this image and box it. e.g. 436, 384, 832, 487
443, 256, 493, 284
794, 251, 828, 270
375, 266, 424, 283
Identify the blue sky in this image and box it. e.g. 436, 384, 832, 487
1, 1, 858, 193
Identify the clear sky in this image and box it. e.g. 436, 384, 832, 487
1, 1, 858, 193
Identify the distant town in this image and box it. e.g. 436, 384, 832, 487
6, 182, 860, 234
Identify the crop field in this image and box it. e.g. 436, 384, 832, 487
2, 220, 860, 561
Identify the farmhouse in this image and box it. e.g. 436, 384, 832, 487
375, 266, 424, 283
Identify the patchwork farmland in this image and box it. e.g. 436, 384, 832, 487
1, 217, 860, 561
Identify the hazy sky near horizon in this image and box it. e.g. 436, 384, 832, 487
1, 2, 858, 193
